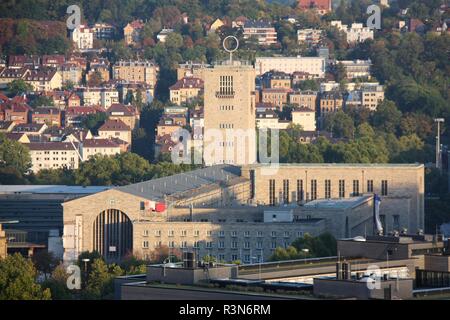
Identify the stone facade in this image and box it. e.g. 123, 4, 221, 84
242, 164, 425, 234
0, 223, 6, 259
203, 61, 257, 166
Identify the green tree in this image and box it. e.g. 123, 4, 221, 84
0, 133, 31, 176
323, 111, 355, 139
0, 253, 51, 300
7, 79, 33, 95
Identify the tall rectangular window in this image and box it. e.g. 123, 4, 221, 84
393, 215, 400, 231
283, 179, 289, 204
352, 180, 360, 197
325, 180, 331, 199
269, 179, 276, 206
297, 179, 304, 203
219, 75, 234, 95
339, 180, 345, 198
311, 180, 317, 200
380, 214, 386, 232
367, 180, 374, 193
381, 180, 388, 196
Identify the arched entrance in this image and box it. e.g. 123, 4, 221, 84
93, 209, 133, 261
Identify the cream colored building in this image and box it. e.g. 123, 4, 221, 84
28, 142, 80, 173
60, 163, 424, 263
361, 84, 384, 110
80, 87, 119, 108
289, 90, 318, 110
169, 77, 204, 105
297, 29, 322, 47
177, 62, 211, 81
113, 60, 158, 88
255, 57, 326, 78
98, 119, 132, 150
0, 223, 6, 259
331, 21, 374, 44
292, 108, 316, 131
203, 60, 257, 166
71, 25, 94, 51
81, 139, 122, 161
25, 68, 62, 92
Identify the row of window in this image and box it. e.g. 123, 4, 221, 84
142, 240, 289, 250
270, 179, 388, 205
142, 230, 299, 238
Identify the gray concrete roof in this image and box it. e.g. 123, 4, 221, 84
117, 165, 243, 201
303, 195, 372, 210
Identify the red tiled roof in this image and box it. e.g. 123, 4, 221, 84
169, 77, 204, 90
98, 119, 130, 131
27, 142, 78, 151
107, 103, 136, 116
82, 139, 120, 148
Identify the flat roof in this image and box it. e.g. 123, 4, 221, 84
117, 165, 244, 201
303, 195, 372, 210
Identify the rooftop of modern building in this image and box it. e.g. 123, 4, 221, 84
117, 165, 244, 202
303, 195, 372, 210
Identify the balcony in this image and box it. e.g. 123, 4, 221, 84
215, 91, 235, 99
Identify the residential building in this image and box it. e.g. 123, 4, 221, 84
255, 56, 325, 78
261, 88, 292, 109
208, 19, 225, 34
261, 71, 292, 89
298, 0, 332, 15
59, 63, 83, 85
338, 60, 372, 80
41, 55, 65, 68
8, 55, 40, 68
297, 29, 323, 47
118, 82, 155, 104
156, 117, 184, 137
331, 21, 374, 44
65, 106, 100, 127
0, 120, 15, 132
3, 103, 31, 124
157, 29, 174, 43
243, 21, 278, 46
256, 109, 289, 130
0, 67, 30, 89
124, 20, 144, 46
30, 108, 63, 127
5, 132, 31, 143
24, 67, 62, 92
28, 142, 80, 173
13, 123, 48, 135
106, 103, 140, 131
0, 223, 6, 259
92, 23, 115, 40
289, 90, 318, 110
71, 25, 94, 51
203, 60, 257, 166
176, 62, 211, 81
87, 61, 110, 84
320, 92, 344, 116
361, 83, 384, 110
113, 60, 158, 88
79, 87, 119, 108
98, 119, 132, 150
169, 77, 204, 105
81, 139, 122, 161
292, 107, 316, 131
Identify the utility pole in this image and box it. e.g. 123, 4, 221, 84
435, 118, 445, 172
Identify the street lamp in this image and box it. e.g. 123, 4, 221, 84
434, 118, 445, 171
251, 256, 261, 281
302, 249, 310, 265
82, 258, 90, 288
